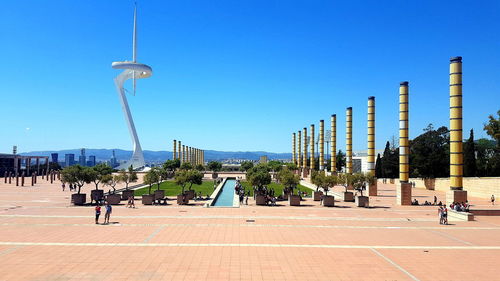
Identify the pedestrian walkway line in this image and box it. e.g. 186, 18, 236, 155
0, 241, 500, 250
370, 248, 420, 281
1, 222, 498, 231
427, 229, 474, 246
0, 214, 435, 222
143, 226, 165, 243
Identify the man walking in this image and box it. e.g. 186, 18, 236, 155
104, 202, 112, 224
95, 204, 101, 224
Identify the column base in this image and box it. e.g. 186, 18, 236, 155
367, 182, 378, 196
446, 190, 467, 206
396, 182, 412, 206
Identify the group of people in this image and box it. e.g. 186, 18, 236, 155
438, 206, 448, 224
194, 192, 211, 201
61, 183, 78, 192
412, 196, 443, 206
95, 201, 112, 224
234, 180, 250, 205
450, 201, 470, 212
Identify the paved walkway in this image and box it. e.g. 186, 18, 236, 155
0, 178, 499, 280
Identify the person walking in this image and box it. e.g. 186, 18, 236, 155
104, 202, 112, 224
491, 195, 495, 206
62, 183, 65, 192
442, 206, 448, 225
95, 204, 101, 224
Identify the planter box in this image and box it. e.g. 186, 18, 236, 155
154, 190, 165, 200
90, 189, 104, 202
142, 194, 154, 205
289, 195, 301, 206
106, 194, 121, 205
177, 194, 189, 205
356, 196, 369, 207
323, 195, 335, 207
342, 191, 354, 202
121, 190, 134, 200
256, 195, 267, 206
71, 193, 86, 205
313, 191, 323, 201
185, 190, 195, 200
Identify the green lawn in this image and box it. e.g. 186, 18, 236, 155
239, 181, 312, 197
134, 180, 215, 196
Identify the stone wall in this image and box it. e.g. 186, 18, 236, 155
378, 177, 500, 199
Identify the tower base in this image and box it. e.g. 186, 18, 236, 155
367, 181, 378, 196
446, 190, 467, 206
396, 182, 412, 206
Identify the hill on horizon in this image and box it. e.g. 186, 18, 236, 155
18, 148, 292, 162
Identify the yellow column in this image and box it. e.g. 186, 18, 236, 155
292, 133, 296, 165
331, 114, 336, 173
182, 145, 186, 163
310, 124, 315, 171
319, 120, 324, 171
367, 97, 377, 196
346, 107, 352, 174
399, 83, 409, 182
173, 140, 177, 160
367, 97, 375, 175
297, 130, 302, 169
303, 127, 308, 174
178, 141, 182, 162
448, 56, 467, 204
397, 81, 411, 205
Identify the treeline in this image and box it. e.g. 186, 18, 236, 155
376, 110, 500, 178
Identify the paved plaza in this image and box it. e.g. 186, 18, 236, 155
1, 179, 500, 280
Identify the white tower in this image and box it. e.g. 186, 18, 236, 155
112, 3, 152, 170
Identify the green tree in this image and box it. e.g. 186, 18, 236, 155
240, 161, 254, 172
119, 166, 138, 190
195, 164, 205, 171
277, 167, 300, 195
180, 162, 193, 170
267, 160, 283, 173
484, 110, 500, 146
375, 153, 383, 178
336, 150, 346, 172
311, 170, 327, 192
89, 163, 114, 190
381, 141, 398, 178
338, 173, 354, 193
102, 174, 121, 194
409, 125, 449, 178
175, 169, 203, 193
143, 169, 158, 195
60, 165, 93, 194
464, 129, 477, 177
207, 161, 222, 172
163, 159, 180, 172
247, 164, 271, 189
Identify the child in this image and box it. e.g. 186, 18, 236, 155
95, 205, 101, 224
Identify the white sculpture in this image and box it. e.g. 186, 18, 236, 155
112, 4, 152, 170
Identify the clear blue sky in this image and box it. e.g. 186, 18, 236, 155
1, 0, 498, 153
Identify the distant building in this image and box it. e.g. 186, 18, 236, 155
259, 156, 268, 164
87, 156, 96, 167
79, 148, 86, 166
51, 153, 58, 163
65, 154, 75, 167
110, 150, 118, 168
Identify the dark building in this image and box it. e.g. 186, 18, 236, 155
51, 153, 58, 163
0, 153, 49, 176
87, 156, 96, 167
65, 154, 75, 167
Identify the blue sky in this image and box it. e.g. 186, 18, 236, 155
1, 0, 498, 153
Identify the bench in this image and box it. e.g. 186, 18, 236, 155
447, 209, 474, 221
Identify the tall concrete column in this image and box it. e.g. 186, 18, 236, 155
292, 133, 296, 165
297, 130, 302, 170
367, 97, 377, 196
173, 140, 177, 160
319, 120, 325, 171
178, 141, 182, 162
188, 147, 192, 164
397, 81, 411, 205
346, 107, 353, 174
310, 124, 315, 171
448, 56, 467, 205
302, 127, 308, 177
331, 114, 336, 173
182, 145, 186, 163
